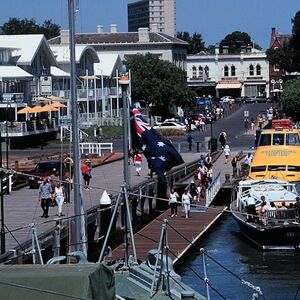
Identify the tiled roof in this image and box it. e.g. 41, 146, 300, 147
269, 34, 291, 48
49, 32, 188, 46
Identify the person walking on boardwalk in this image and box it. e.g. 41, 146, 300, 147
38, 177, 52, 218
81, 159, 92, 190
133, 150, 142, 176
218, 130, 227, 149
169, 188, 179, 217
63, 171, 72, 203
223, 144, 231, 164
49, 168, 59, 206
187, 131, 194, 151
63, 154, 74, 177
231, 155, 238, 178
182, 189, 192, 219
53, 181, 65, 217
189, 180, 198, 204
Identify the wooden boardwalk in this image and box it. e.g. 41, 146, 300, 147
110, 206, 225, 264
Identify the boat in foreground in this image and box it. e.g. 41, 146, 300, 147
231, 179, 300, 250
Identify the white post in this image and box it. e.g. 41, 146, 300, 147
94, 77, 97, 116
116, 69, 119, 117
101, 70, 105, 117
86, 69, 89, 123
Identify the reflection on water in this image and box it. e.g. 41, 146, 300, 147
177, 214, 300, 300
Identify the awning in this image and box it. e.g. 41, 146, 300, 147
50, 66, 70, 77
216, 82, 241, 89
0, 66, 33, 80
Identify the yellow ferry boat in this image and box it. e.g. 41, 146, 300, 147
248, 119, 300, 186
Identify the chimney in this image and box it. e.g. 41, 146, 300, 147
61, 29, 69, 45
97, 25, 104, 34
110, 24, 117, 33
138, 27, 150, 43
150, 23, 159, 33
271, 27, 276, 37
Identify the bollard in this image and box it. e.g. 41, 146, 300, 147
225, 173, 230, 183
196, 142, 200, 152
178, 143, 181, 153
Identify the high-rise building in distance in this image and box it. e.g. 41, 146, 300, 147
128, 0, 176, 37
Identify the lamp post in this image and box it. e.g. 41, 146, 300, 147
210, 119, 213, 154
0, 131, 5, 254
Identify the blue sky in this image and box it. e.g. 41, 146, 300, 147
0, 0, 299, 50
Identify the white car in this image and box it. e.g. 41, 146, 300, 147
153, 121, 187, 131
221, 96, 235, 103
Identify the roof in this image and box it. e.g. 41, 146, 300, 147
50, 66, 70, 77
50, 44, 99, 63
0, 34, 57, 66
0, 66, 33, 80
94, 53, 122, 77
49, 32, 188, 46
269, 33, 291, 48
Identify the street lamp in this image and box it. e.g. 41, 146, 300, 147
0, 131, 5, 254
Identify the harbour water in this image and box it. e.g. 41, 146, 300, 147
178, 213, 300, 300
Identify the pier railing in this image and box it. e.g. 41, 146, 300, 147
205, 172, 221, 207
80, 142, 113, 157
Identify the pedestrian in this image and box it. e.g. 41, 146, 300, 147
38, 177, 52, 218
81, 159, 92, 190
49, 168, 60, 206
205, 153, 213, 170
169, 188, 179, 217
133, 150, 142, 176
218, 130, 227, 149
63, 171, 72, 203
257, 114, 263, 129
187, 131, 193, 151
244, 153, 253, 166
223, 144, 230, 164
63, 154, 74, 177
189, 180, 198, 204
53, 181, 65, 217
231, 155, 238, 178
244, 117, 249, 130
250, 117, 255, 131
181, 189, 192, 219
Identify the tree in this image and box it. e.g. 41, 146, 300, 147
281, 79, 300, 120
125, 53, 195, 117
0, 18, 60, 39
266, 43, 293, 72
176, 31, 205, 54
220, 31, 261, 53
290, 11, 300, 71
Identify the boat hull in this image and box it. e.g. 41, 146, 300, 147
231, 210, 300, 250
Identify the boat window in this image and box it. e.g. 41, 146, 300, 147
250, 166, 266, 172
288, 166, 300, 172
267, 165, 286, 171
286, 133, 300, 145
272, 133, 284, 145
258, 134, 271, 146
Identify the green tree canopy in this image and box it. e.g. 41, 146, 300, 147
125, 53, 195, 117
266, 43, 293, 72
220, 31, 261, 53
0, 17, 60, 39
176, 31, 205, 54
281, 79, 300, 120
290, 11, 300, 71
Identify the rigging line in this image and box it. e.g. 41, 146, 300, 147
0, 280, 89, 300
135, 231, 227, 300
294, 283, 300, 300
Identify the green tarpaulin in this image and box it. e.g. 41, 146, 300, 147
0, 263, 115, 300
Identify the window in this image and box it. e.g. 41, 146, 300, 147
273, 133, 284, 145
256, 65, 261, 76
231, 65, 236, 76
286, 133, 300, 145
224, 65, 229, 77
249, 65, 254, 76
198, 66, 203, 79
288, 166, 300, 172
192, 66, 197, 78
251, 166, 266, 172
204, 66, 209, 78
258, 134, 271, 146
267, 165, 286, 171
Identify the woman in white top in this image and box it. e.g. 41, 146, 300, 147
223, 144, 231, 164
53, 182, 65, 217
169, 188, 179, 217
181, 189, 192, 218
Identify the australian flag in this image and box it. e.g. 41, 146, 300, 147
131, 108, 184, 182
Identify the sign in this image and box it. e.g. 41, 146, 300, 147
59, 118, 72, 126
40, 76, 52, 96
244, 110, 249, 117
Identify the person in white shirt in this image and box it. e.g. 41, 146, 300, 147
223, 145, 230, 164
169, 188, 179, 217
181, 189, 192, 219
246, 196, 256, 222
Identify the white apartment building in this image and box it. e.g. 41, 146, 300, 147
128, 0, 176, 37
187, 46, 270, 98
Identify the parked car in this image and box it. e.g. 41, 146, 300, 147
153, 121, 187, 132
220, 96, 235, 103
235, 96, 250, 103
249, 96, 268, 103
28, 159, 64, 189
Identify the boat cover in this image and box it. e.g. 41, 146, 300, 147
0, 263, 115, 300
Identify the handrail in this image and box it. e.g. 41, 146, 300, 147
80, 142, 113, 157
205, 172, 221, 207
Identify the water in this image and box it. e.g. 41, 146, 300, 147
178, 214, 300, 300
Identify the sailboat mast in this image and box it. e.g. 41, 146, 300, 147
67, 0, 86, 253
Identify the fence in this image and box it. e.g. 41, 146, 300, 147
0, 174, 13, 194
79, 143, 113, 157
205, 172, 221, 207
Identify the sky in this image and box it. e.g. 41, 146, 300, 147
0, 0, 299, 50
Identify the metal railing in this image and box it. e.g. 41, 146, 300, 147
79, 142, 113, 157
0, 174, 13, 194
205, 172, 221, 207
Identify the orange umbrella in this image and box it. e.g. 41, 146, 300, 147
41, 104, 59, 112
51, 102, 66, 108
46, 95, 63, 101
17, 107, 33, 114
30, 106, 44, 113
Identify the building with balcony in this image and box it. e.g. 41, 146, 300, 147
187, 45, 269, 99
128, 0, 176, 37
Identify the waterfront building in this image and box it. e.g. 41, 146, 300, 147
128, 0, 176, 37
186, 45, 270, 99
